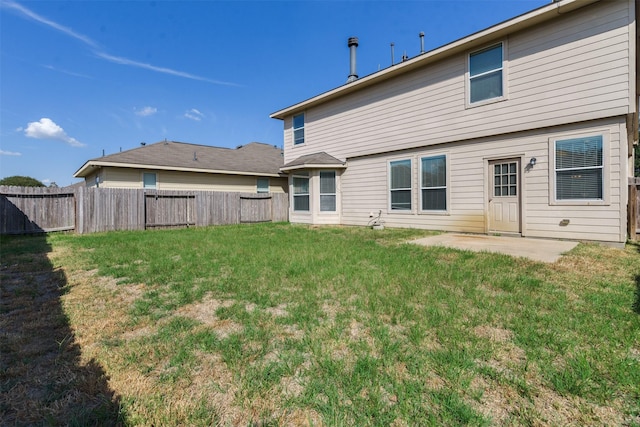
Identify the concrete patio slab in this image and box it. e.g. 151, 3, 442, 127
410, 233, 579, 263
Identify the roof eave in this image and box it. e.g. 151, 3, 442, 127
73, 160, 284, 178
269, 0, 599, 120
280, 163, 347, 172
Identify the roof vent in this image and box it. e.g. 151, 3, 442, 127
347, 37, 359, 83
140, 142, 146, 146
390, 42, 395, 65
419, 32, 425, 54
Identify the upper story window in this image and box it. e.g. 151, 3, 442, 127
257, 178, 270, 193
420, 155, 447, 211
292, 172, 309, 211
293, 113, 305, 145
319, 171, 336, 212
469, 43, 503, 104
555, 135, 603, 201
389, 159, 412, 211
143, 172, 157, 189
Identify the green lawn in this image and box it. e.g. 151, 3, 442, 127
2, 223, 639, 426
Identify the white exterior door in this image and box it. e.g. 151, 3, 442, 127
488, 159, 520, 233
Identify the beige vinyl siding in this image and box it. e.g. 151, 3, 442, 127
283, 0, 632, 165
97, 167, 287, 193
341, 117, 625, 243
84, 171, 99, 188
102, 168, 142, 188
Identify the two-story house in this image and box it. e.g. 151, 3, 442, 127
271, 0, 638, 244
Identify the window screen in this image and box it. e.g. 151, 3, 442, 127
469, 44, 503, 103
319, 171, 336, 212
293, 114, 305, 145
421, 155, 446, 210
390, 159, 412, 210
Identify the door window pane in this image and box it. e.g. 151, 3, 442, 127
493, 162, 517, 197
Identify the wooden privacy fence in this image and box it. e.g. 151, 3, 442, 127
0, 186, 75, 233
1, 186, 289, 235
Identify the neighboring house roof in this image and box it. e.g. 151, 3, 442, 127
74, 141, 285, 178
270, 0, 598, 119
281, 152, 347, 172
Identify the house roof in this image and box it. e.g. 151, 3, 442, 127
270, 0, 599, 120
74, 141, 285, 178
280, 152, 346, 172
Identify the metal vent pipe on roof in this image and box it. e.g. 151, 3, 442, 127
419, 32, 425, 53
390, 42, 395, 65
347, 37, 359, 83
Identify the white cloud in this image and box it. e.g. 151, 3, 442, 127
2, 1, 99, 49
3, 1, 239, 86
184, 108, 204, 121
0, 150, 22, 156
42, 64, 92, 79
135, 106, 158, 117
96, 52, 239, 86
24, 118, 85, 147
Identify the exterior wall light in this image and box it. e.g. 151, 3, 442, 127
529, 157, 537, 166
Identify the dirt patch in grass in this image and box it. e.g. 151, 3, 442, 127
473, 325, 514, 343
280, 374, 305, 398
176, 297, 234, 324
470, 343, 626, 427
266, 303, 289, 317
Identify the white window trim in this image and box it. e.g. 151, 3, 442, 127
466, 41, 508, 108
292, 172, 310, 212
548, 130, 610, 206
293, 113, 305, 146
319, 170, 337, 213
142, 172, 157, 189
419, 153, 450, 215
387, 158, 414, 213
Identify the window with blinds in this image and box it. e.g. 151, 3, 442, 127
293, 172, 309, 211
555, 135, 603, 200
421, 155, 447, 211
319, 171, 336, 212
389, 159, 412, 210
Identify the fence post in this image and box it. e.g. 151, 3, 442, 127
75, 186, 82, 234
630, 178, 639, 241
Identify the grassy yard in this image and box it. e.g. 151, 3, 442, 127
1, 223, 639, 426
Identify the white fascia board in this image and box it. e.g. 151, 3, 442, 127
73, 161, 283, 178
280, 163, 347, 172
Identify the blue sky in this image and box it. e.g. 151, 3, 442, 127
0, 0, 548, 187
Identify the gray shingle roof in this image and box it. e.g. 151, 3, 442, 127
75, 141, 284, 177
281, 152, 346, 171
